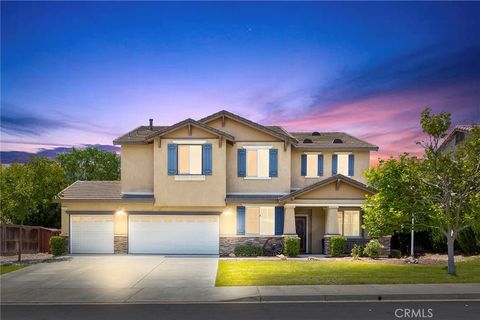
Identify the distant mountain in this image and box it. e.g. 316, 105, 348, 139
0, 144, 121, 164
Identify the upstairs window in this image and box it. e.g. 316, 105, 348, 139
178, 145, 202, 175
332, 153, 354, 176
301, 153, 324, 177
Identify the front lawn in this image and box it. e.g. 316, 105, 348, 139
0, 264, 28, 275
216, 258, 480, 286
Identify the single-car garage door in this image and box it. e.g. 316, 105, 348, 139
70, 215, 114, 254
128, 215, 219, 254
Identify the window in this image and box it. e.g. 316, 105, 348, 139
306, 154, 318, 177
178, 145, 202, 175
337, 153, 349, 176
455, 132, 465, 145
245, 207, 275, 235
246, 149, 269, 178
337, 209, 361, 237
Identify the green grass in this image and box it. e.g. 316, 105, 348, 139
216, 258, 480, 286
0, 264, 28, 275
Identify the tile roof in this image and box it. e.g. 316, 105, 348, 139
290, 132, 378, 150
113, 125, 168, 145
58, 181, 122, 200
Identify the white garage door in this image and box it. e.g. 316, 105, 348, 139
128, 215, 219, 254
70, 215, 114, 254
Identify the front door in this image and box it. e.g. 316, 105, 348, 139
295, 216, 307, 253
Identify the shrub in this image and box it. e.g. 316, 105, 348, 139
389, 249, 401, 259
284, 237, 300, 257
50, 236, 67, 257
350, 244, 363, 259
329, 236, 347, 257
234, 244, 262, 257
364, 239, 384, 258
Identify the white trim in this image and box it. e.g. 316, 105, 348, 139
305, 176, 320, 179
303, 151, 322, 155
174, 175, 206, 181
172, 140, 207, 145
244, 177, 272, 180
227, 192, 288, 195
290, 203, 363, 207
243, 145, 273, 150
334, 151, 353, 155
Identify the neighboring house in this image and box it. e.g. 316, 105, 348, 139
58, 110, 387, 255
439, 124, 477, 153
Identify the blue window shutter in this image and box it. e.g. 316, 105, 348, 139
236, 206, 245, 235
301, 154, 307, 176
332, 154, 338, 175
269, 148, 278, 177
237, 149, 246, 177
317, 154, 324, 176
275, 206, 284, 235
167, 144, 177, 175
202, 143, 212, 175
348, 154, 355, 176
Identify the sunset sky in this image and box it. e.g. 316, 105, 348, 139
1, 2, 479, 164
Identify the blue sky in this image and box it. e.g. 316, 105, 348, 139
1, 2, 479, 160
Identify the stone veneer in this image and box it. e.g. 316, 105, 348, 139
323, 236, 391, 257
114, 236, 128, 254
219, 236, 284, 256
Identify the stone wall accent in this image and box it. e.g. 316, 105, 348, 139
379, 236, 391, 257
219, 236, 284, 256
114, 236, 128, 254
323, 236, 392, 256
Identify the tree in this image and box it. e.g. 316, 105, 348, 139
0, 164, 36, 261
363, 108, 480, 275
57, 147, 120, 183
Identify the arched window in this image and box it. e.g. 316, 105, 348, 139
303, 139, 313, 143
333, 138, 343, 144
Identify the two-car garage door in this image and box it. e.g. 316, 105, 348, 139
69, 214, 219, 254
129, 215, 219, 254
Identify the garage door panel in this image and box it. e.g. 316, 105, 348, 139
129, 215, 219, 254
71, 215, 114, 254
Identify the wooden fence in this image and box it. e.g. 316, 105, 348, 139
0, 224, 61, 255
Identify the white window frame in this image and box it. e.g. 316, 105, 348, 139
245, 206, 275, 236
305, 152, 321, 178
337, 208, 362, 238
335, 152, 351, 176
244, 146, 271, 180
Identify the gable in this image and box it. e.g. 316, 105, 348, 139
296, 180, 371, 200
206, 117, 282, 142
162, 125, 218, 139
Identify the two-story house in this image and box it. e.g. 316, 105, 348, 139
58, 110, 385, 255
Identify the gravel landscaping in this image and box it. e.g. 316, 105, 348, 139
0, 253, 69, 265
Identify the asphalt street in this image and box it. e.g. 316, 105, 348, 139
2, 300, 479, 320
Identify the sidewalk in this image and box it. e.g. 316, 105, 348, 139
2, 283, 480, 304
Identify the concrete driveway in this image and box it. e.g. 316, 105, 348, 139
1, 255, 225, 303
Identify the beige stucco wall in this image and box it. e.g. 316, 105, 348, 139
153, 126, 226, 207
226, 142, 291, 194
121, 144, 154, 193
291, 150, 370, 188
206, 117, 280, 141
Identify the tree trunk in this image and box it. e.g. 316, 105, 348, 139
18, 223, 23, 262
447, 235, 456, 275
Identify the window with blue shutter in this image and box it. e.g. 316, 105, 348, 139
274, 206, 284, 235
236, 206, 245, 235
202, 143, 212, 175
301, 154, 307, 176
237, 149, 246, 177
317, 154, 324, 176
332, 154, 338, 175
269, 149, 278, 177
348, 154, 355, 176
167, 144, 177, 175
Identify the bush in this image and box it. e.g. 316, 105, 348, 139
50, 236, 67, 256
234, 244, 262, 257
364, 239, 384, 258
389, 249, 401, 259
350, 244, 363, 259
329, 236, 347, 257
284, 237, 300, 257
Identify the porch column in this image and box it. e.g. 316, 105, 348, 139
283, 204, 297, 235
324, 206, 340, 235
